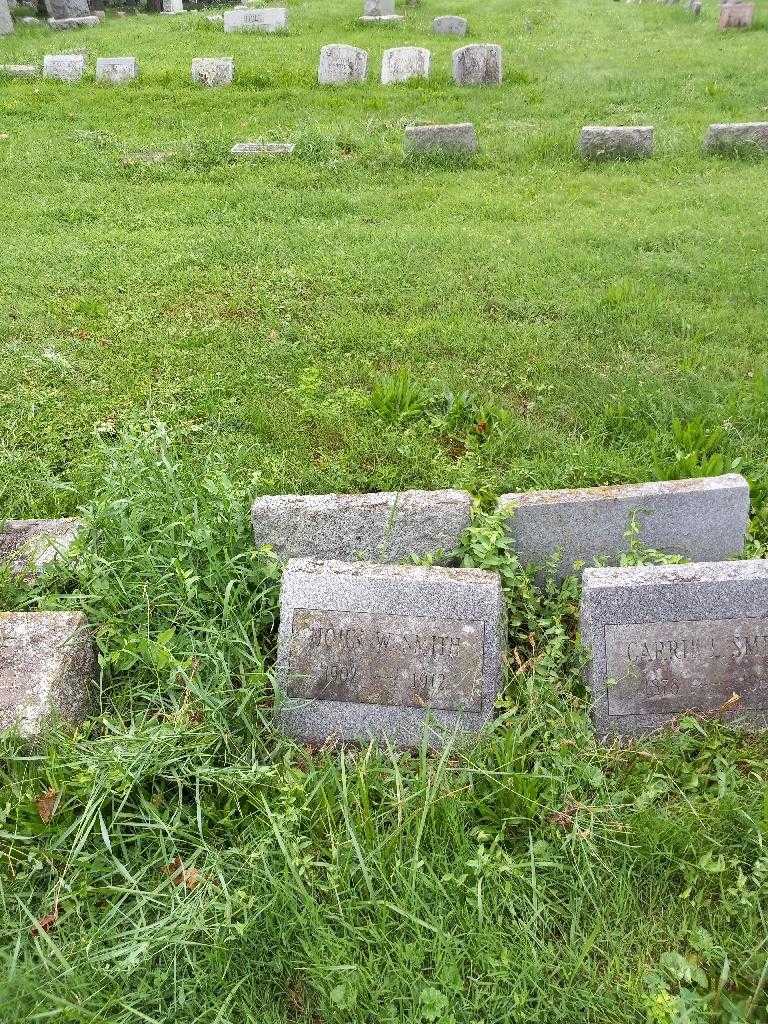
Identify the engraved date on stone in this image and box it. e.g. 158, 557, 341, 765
287, 608, 485, 712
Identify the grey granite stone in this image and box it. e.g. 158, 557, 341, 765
191, 56, 234, 86
359, 13, 403, 21
48, 15, 99, 28
230, 140, 295, 156
0, 0, 13, 36
0, 64, 38, 76
719, 2, 754, 27
276, 559, 506, 748
251, 489, 472, 563
581, 560, 768, 738
704, 122, 768, 155
44, 0, 90, 19
381, 45, 430, 84
433, 15, 467, 35
498, 474, 750, 580
405, 122, 477, 154
0, 611, 94, 739
580, 125, 654, 160
452, 43, 502, 85
162, 0, 183, 11
363, 0, 395, 14
43, 53, 86, 80
96, 56, 138, 83
318, 44, 368, 85
223, 6, 286, 32
0, 518, 84, 579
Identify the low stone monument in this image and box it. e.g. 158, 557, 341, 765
0, 0, 13, 36
360, 0, 403, 23
405, 122, 478, 154
230, 141, 295, 156
44, 0, 90, 19
96, 57, 138, 83
0, 612, 94, 739
43, 55, 86, 82
580, 125, 654, 160
581, 560, 768, 738
162, 0, 183, 13
191, 57, 234, 86
48, 15, 100, 28
223, 6, 287, 32
381, 46, 430, 84
433, 15, 467, 35
0, 64, 38, 76
276, 559, 506, 748
498, 474, 749, 580
251, 489, 472, 562
452, 44, 502, 85
703, 122, 768, 155
318, 44, 369, 85
719, 2, 754, 27
0, 518, 83, 579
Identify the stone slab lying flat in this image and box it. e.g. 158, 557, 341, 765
318, 44, 368, 85
230, 141, 295, 157
223, 6, 286, 32
433, 15, 467, 35
0, 518, 84, 578
251, 489, 472, 562
43, 54, 86, 81
580, 125, 654, 160
719, 2, 754, 28
191, 57, 234, 86
703, 122, 768, 155
452, 43, 502, 85
405, 122, 477, 154
581, 560, 768, 738
48, 15, 100, 28
96, 56, 138, 83
359, 14, 404, 21
0, 612, 94, 739
277, 559, 505, 748
0, 64, 38, 77
381, 45, 430, 84
498, 474, 749, 580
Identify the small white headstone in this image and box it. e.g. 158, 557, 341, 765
43, 54, 86, 82
318, 44, 369, 85
381, 45, 430, 84
96, 56, 138, 83
191, 57, 234, 86
162, 0, 184, 12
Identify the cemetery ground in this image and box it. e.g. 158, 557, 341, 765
2, 0, 768, 1020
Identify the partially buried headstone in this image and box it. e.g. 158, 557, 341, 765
580, 125, 654, 160
223, 6, 286, 31
0, 518, 83, 579
0, 64, 38, 77
231, 140, 295, 156
381, 45, 430, 84
360, 0, 403, 22
48, 15, 100, 28
703, 122, 768, 155
318, 44, 369, 85
452, 43, 502, 85
191, 57, 234, 86
251, 489, 472, 563
0, 612, 94, 739
277, 559, 506, 748
96, 56, 138, 83
0, 0, 13, 36
581, 560, 768, 738
43, 53, 86, 81
498, 474, 750, 581
433, 15, 467, 35
405, 122, 477, 154
719, 2, 754, 28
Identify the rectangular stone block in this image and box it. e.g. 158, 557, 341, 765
363, 0, 394, 14
581, 560, 768, 738
0, 64, 38, 77
405, 122, 477, 154
43, 54, 86, 81
0, 612, 94, 739
719, 2, 754, 28
251, 489, 472, 563
231, 140, 295, 157
48, 15, 99, 28
318, 44, 368, 85
0, 517, 83, 579
277, 559, 505, 748
580, 125, 654, 160
44, 0, 89, 18
191, 57, 234, 86
704, 122, 768, 155
498, 474, 749, 580
96, 57, 138, 83
452, 44, 502, 85
381, 45, 430, 84
223, 6, 286, 32
433, 15, 467, 35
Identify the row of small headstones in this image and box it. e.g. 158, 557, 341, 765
3, 472, 764, 747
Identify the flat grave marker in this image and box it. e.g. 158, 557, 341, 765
191, 57, 234, 86
223, 6, 287, 32
0, 517, 83, 579
704, 122, 768, 155
405, 122, 478, 154
580, 125, 654, 160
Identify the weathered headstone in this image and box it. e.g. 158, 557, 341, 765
251, 489, 472, 562
162, 0, 183, 12
703, 122, 768, 155
433, 15, 467, 35
405, 122, 478, 154
277, 559, 506, 748
191, 57, 234, 86
719, 2, 754, 27
581, 560, 768, 738
231, 140, 295, 156
43, 53, 86, 81
0, 0, 13, 37
0, 612, 94, 739
96, 56, 138, 82
44, 0, 90, 18
360, 0, 403, 21
452, 43, 502, 85
48, 15, 99, 28
318, 44, 369, 85
0, 64, 38, 76
0, 518, 83, 579
580, 125, 654, 160
381, 45, 430, 84
498, 474, 750, 580
223, 6, 286, 31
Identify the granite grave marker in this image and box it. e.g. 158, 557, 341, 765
318, 44, 369, 85
452, 43, 502, 85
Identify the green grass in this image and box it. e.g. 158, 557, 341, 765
2, 1, 768, 1020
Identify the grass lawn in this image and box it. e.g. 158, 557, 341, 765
2, 0, 768, 1020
